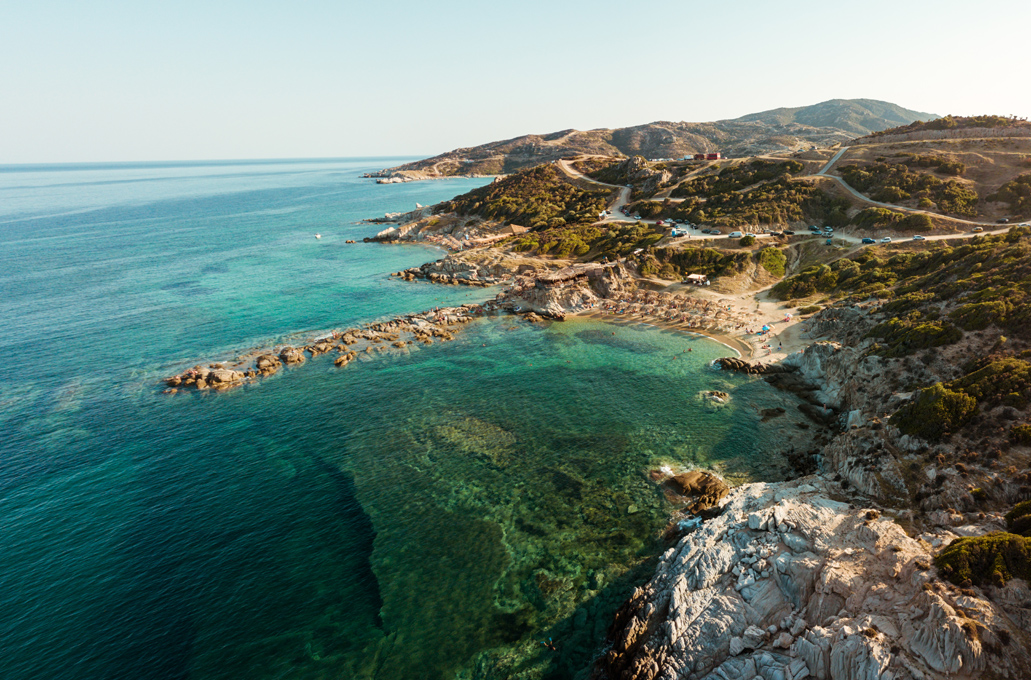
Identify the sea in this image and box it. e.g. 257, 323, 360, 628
0, 158, 807, 680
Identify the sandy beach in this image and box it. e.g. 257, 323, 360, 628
573, 285, 815, 363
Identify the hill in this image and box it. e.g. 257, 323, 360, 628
368, 99, 938, 181
734, 98, 939, 137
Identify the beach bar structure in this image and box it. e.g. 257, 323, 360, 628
684, 273, 709, 285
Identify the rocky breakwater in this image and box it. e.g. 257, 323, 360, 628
391, 253, 510, 287
162, 304, 483, 394
594, 477, 1030, 680
497, 261, 637, 319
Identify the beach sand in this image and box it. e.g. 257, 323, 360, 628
573, 285, 815, 363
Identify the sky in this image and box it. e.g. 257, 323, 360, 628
1, 0, 1028, 163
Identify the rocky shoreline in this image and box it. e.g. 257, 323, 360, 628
161, 303, 489, 393
592, 476, 1030, 680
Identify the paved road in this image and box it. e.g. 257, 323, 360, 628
817, 146, 850, 176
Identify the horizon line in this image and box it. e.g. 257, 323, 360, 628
0, 155, 427, 171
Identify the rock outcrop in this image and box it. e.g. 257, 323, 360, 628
497, 262, 637, 317
162, 305, 483, 393
594, 478, 1030, 680
393, 253, 510, 287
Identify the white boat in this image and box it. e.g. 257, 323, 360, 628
315, 233, 322, 239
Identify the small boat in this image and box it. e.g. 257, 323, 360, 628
315, 233, 322, 239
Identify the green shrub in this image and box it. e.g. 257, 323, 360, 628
867, 318, 963, 357
988, 174, 1031, 218
948, 358, 1031, 409
890, 383, 977, 441
739, 234, 756, 247
1005, 500, 1031, 535
1013, 425, 1031, 446
935, 532, 1031, 586
797, 305, 821, 314
441, 164, 610, 229
757, 247, 786, 276
840, 162, 978, 217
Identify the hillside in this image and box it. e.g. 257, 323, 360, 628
369, 99, 938, 181
734, 98, 938, 136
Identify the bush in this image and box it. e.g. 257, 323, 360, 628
935, 532, 1031, 586
797, 305, 821, 314
757, 247, 786, 276
840, 162, 978, 217
739, 234, 756, 247
441, 164, 610, 229
988, 174, 1031, 218
1012, 425, 1031, 446
890, 383, 977, 441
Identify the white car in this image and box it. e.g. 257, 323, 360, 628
881, 237, 892, 243
912, 235, 926, 241
728, 231, 743, 238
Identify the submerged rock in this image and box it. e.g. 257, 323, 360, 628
662, 470, 730, 515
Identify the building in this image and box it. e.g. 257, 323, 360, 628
684, 273, 708, 285
498, 224, 529, 236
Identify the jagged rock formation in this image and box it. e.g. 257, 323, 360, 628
496, 262, 637, 318
594, 478, 1031, 680
392, 253, 511, 286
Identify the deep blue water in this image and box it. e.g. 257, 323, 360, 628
0, 159, 804, 679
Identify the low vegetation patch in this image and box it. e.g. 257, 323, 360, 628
870, 115, 1031, 138
670, 160, 804, 198
773, 229, 1031, 349
987, 173, 1031, 218
936, 532, 1031, 587
839, 162, 978, 216
757, 247, 786, 276
439, 164, 610, 230
851, 207, 933, 231
632, 177, 850, 228
637, 247, 750, 281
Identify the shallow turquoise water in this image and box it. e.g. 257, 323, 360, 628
0, 160, 805, 679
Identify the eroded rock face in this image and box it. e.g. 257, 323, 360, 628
663, 471, 730, 515
593, 478, 1030, 680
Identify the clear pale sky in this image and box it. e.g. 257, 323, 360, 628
1, 0, 1027, 163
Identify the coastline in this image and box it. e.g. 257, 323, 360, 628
572, 309, 752, 358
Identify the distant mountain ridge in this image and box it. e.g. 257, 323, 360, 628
370, 99, 939, 180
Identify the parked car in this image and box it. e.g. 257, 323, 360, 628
881, 237, 892, 243
972, 227, 983, 233
702, 229, 712, 234
825, 238, 833, 245
912, 235, 926, 241
728, 231, 743, 238
656, 220, 666, 227
770, 231, 784, 237
709, 230, 722, 235
632, 214, 641, 220
783, 230, 796, 235
823, 227, 834, 233
809, 225, 820, 231
997, 218, 1010, 224
861, 238, 876, 244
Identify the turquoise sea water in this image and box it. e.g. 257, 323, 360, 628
0, 159, 805, 679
